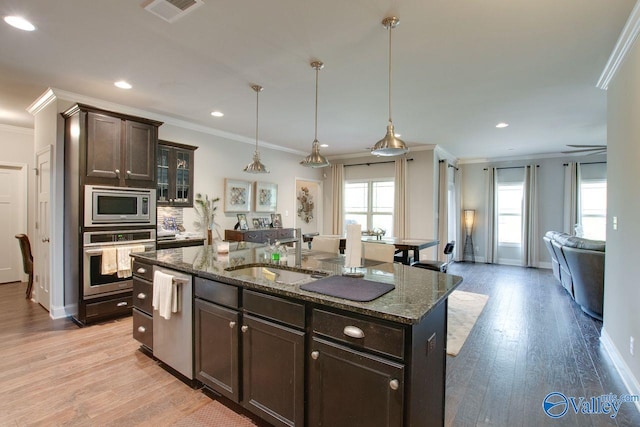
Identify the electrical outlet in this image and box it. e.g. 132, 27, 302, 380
631, 336, 635, 356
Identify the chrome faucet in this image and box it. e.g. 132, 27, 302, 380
275, 228, 302, 267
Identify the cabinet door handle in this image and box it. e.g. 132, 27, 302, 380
137, 268, 147, 274
116, 301, 128, 307
343, 325, 365, 339
126, 170, 132, 176
137, 293, 146, 300
137, 326, 146, 333
389, 379, 399, 390
241, 325, 248, 333
311, 351, 319, 360
229, 321, 236, 328
115, 169, 120, 177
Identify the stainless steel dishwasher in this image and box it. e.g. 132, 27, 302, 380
153, 266, 193, 379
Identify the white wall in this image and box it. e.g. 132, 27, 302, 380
603, 29, 640, 395
460, 154, 606, 265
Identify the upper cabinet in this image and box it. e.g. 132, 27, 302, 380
157, 140, 197, 207
64, 104, 163, 189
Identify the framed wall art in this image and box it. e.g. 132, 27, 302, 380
254, 181, 277, 213
224, 178, 252, 212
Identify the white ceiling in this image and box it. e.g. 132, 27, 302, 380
0, 0, 635, 160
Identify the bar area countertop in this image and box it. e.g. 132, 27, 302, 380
131, 241, 463, 325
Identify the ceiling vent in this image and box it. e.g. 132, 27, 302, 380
143, 0, 203, 23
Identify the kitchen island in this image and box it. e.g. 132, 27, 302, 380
131, 242, 462, 427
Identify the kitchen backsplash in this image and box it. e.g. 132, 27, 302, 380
158, 206, 184, 230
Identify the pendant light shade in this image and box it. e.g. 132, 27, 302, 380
371, 16, 409, 157
301, 61, 330, 168
244, 84, 270, 173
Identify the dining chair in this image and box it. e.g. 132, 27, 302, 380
411, 241, 455, 273
311, 236, 341, 254
363, 242, 396, 263
15, 234, 34, 299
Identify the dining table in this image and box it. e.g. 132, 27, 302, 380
305, 235, 439, 265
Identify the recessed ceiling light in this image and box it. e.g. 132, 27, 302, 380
211, 111, 224, 117
496, 122, 509, 128
114, 81, 132, 89
320, 144, 329, 148
4, 16, 36, 31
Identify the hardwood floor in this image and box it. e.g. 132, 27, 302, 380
0, 263, 638, 426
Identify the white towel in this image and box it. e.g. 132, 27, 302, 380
101, 247, 118, 275
116, 246, 133, 278
344, 223, 362, 268
153, 270, 177, 320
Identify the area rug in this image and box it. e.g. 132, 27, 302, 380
447, 290, 489, 357
173, 400, 260, 427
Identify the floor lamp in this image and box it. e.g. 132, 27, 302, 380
463, 209, 475, 263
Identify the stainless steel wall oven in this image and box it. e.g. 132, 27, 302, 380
83, 229, 156, 298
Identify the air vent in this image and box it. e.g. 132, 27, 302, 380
143, 0, 203, 23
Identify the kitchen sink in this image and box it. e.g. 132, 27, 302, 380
225, 264, 328, 285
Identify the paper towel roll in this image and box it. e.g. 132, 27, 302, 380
344, 223, 362, 268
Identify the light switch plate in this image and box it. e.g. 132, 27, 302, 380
613, 216, 618, 230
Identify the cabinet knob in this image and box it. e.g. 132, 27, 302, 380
389, 379, 399, 390
241, 325, 249, 333
126, 170, 132, 176
137, 293, 146, 300
137, 326, 146, 333
115, 169, 120, 176
229, 321, 236, 328
116, 301, 128, 307
137, 268, 147, 274
343, 325, 365, 339
311, 351, 319, 360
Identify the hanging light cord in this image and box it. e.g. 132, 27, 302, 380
255, 87, 260, 154
388, 22, 393, 125
314, 66, 319, 141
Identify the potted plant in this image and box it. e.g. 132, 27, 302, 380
193, 193, 220, 244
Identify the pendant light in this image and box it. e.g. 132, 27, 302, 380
244, 84, 270, 173
300, 61, 330, 168
371, 16, 409, 157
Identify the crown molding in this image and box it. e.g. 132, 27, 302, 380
0, 123, 34, 135
597, 1, 640, 90
29, 87, 308, 156
456, 150, 602, 165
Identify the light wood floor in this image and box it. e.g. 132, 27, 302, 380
1, 264, 639, 426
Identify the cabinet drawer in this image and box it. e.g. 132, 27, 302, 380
85, 295, 132, 320
133, 260, 153, 281
133, 308, 153, 350
195, 277, 239, 309
133, 277, 153, 314
277, 228, 294, 239
243, 290, 305, 329
262, 230, 277, 242
244, 231, 263, 242
312, 308, 405, 360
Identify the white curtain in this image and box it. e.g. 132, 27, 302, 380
437, 161, 449, 261
331, 163, 344, 235
522, 165, 539, 267
394, 158, 408, 239
484, 167, 497, 263
454, 167, 463, 261
563, 162, 581, 235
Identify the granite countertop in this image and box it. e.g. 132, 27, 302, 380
132, 242, 463, 325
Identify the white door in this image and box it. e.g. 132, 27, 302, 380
36, 148, 51, 310
0, 165, 25, 283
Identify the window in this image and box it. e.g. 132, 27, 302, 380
580, 180, 606, 240
344, 180, 394, 234
497, 183, 523, 245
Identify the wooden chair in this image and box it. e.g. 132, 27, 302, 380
311, 236, 341, 254
411, 241, 455, 273
363, 242, 396, 263
15, 234, 34, 299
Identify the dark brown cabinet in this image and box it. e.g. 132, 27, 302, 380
157, 140, 197, 207
132, 260, 154, 351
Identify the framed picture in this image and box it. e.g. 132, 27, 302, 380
252, 218, 261, 228
271, 213, 282, 228
237, 214, 249, 230
254, 181, 277, 213
224, 179, 252, 212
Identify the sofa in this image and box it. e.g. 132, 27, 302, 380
543, 231, 605, 320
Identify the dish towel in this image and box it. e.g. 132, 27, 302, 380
101, 247, 118, 275
153, 270, 177, 320
344, 223, 362, 268
116, 246, 133, 278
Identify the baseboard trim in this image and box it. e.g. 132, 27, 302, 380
538, 261, 552, 269
49, 304, 69, 320
601, 328, 640, 413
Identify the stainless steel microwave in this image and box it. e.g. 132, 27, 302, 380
85, 185, 156, 227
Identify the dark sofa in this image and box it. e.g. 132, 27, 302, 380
543, 231, 605, 320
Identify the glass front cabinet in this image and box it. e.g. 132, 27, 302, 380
157, 140, 197, 207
